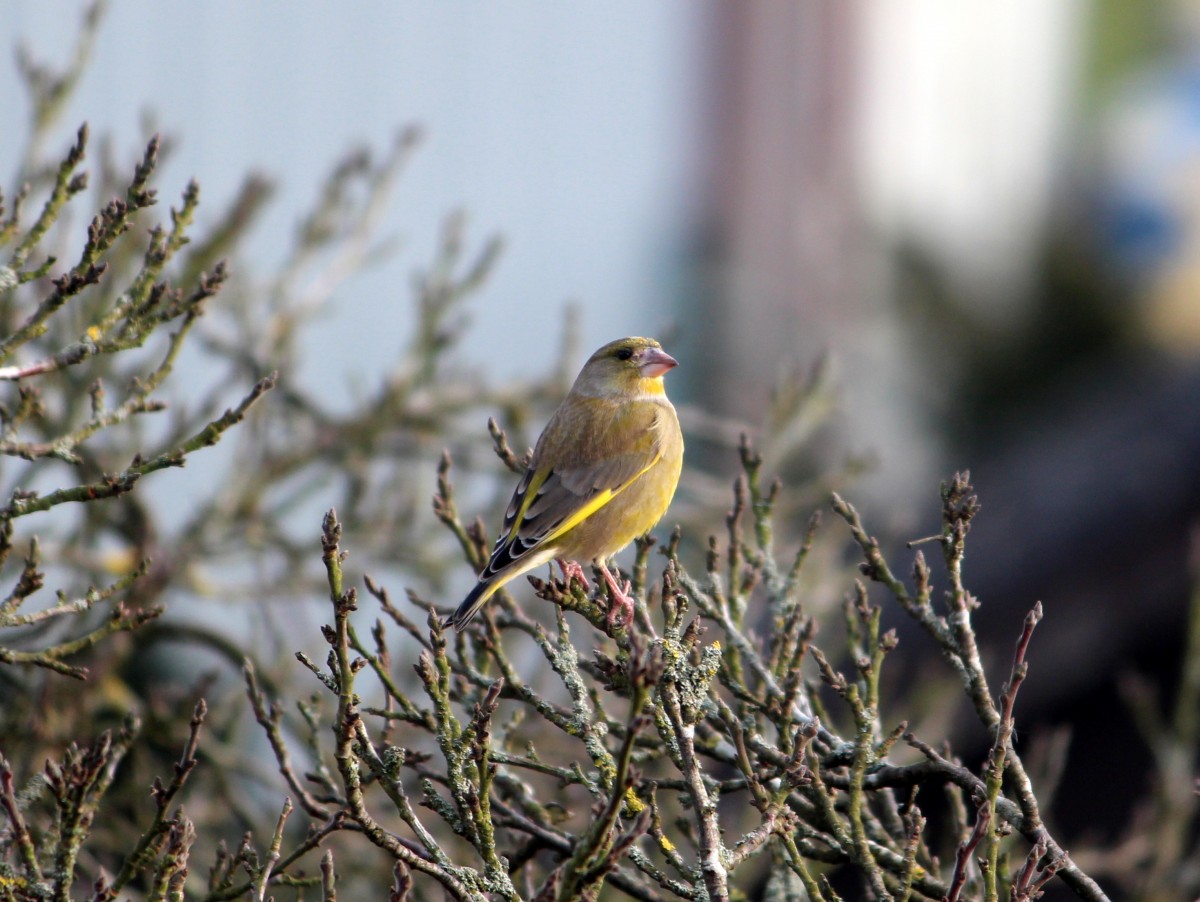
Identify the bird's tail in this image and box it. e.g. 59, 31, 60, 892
443, 579, 497, 631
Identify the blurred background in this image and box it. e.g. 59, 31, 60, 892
5, 0, 1200, 890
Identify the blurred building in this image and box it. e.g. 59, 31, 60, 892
693, 0, 1200, 857
688, 0, 1084, 514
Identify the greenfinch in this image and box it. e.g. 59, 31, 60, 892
446, 336, 683, 630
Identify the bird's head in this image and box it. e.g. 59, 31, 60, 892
572, 336, 678, 398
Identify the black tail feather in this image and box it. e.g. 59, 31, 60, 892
443, 580, 492, 631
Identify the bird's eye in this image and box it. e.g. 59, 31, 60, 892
616, 348, 634, 361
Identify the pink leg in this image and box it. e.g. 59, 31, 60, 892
557, 559, 591, 591
597, 561, 635, 628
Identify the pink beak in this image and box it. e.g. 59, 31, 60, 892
639, 347, 678, 378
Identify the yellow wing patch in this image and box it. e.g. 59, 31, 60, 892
509, 451, 663, 548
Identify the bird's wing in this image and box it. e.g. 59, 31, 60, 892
478, 403, 664, 581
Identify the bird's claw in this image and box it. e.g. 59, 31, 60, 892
557, 559, 591, 591
599, 564, 635, 628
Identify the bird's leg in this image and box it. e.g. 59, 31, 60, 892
597, 560, 635, 628
557, 559, 591, 591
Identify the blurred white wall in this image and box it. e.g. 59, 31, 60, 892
4, 2, 705, 386
856, 0, 1085, 318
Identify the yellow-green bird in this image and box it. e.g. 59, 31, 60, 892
445, 336, 684, 630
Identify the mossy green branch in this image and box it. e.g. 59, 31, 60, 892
528, 609, 623, 796
462, 680, 513, 894
107, 702, 205, 896
6, 124, 89, 273
0, 598, 160, 679
321, 511, 479, 900
45, 719, 139, 900
1, 371, 275, 520
0, 262, 107, 363
0, 758, 43, 887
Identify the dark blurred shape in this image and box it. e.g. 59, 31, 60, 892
967, 360, 1200, 709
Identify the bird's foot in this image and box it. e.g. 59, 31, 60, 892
557, 559, 591, 592
598, 562, 635, 628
